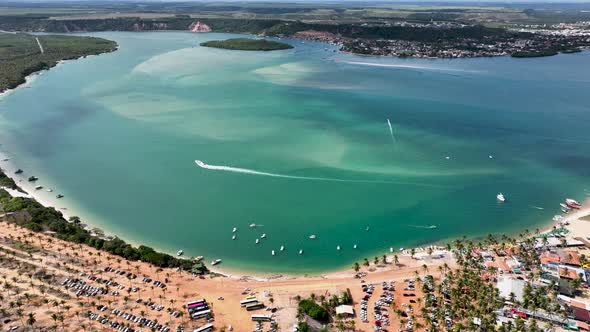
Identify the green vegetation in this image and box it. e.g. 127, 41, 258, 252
0, 170, 205, 273
200, 38, 293, 51
0, 168, 18, 189
512, 50, 559, 58
298, 298, 329, 322
0, 33, 117, 93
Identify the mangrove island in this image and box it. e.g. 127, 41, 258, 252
200, 38, 293, 51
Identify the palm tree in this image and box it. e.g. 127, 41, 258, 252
27, 312, 36, 331
393, 254, 399, 266
352, 262, 360, 272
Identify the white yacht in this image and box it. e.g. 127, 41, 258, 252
232, 227, 237, 233
497, 193, 506, 202
232, 235, 236, 240
261, 233, 267, 239
211, 259, 222, 265
256, 238, 260, 244
271, 250, 275, 256
336, 245, 341, 251
353, 244, 357, 249
249, 223, 257, 228
299, 249, 303, 255
280, 245, 285, 251
176, 250, 184, 256
309, 235, 316, 239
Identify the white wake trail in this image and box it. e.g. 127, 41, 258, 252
194, 160, 447, 188
387, 119, 396, 143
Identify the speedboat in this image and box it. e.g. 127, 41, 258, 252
35, 185, 43, 190
232, 235, 236, 240
271, 250, 275, 256
15, 169, 23, 174
232, 227, 237, 233
176, 250, 184, 256
365, 226, 370, 232
249, 223, 257, 228
28, 176, 38, 182
299, 249, 303, 255
255, 238, 260, 244
46, 188, 53, 192
309, 235, 316, 239
280, 245, 284, 251
56, 194, 64, 199
195, 160, 206, 167
353, 244, 357, 249
390, 247, 394, 253
211, 259, 222, 265
566, 199, 581, 209
497, 193, 506, 202
336, 245, 341, 251
261, 233, 267, 239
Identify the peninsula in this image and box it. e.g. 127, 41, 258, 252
0, 33, 117, 93
200, 38, 293, 51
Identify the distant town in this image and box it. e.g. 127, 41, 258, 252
293, 21, 590, 59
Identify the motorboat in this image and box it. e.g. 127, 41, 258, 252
309, 235, 316, 239
211, 259, 222, 265
176, 250, 184, 256
566, 199, 581, 209
497, 193, 506, 202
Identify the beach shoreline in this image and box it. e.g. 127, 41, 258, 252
2, 151, 587, 280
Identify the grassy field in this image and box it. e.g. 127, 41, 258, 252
0, 33, 117, 93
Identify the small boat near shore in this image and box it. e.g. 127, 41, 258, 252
195, 256, 204, 262
56, 194, 64, 199
28, 176, 38, 182
565, 198, 581, 209
211, 259, 222, 265
176, 250, 183, 256
46, 188, 53, 192
35, 185, 43, 190
15, 169, 23, 174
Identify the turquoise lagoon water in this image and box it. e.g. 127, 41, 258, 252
0, 31, 589, 274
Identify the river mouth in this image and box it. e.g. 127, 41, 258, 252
0, 31, 589, 274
